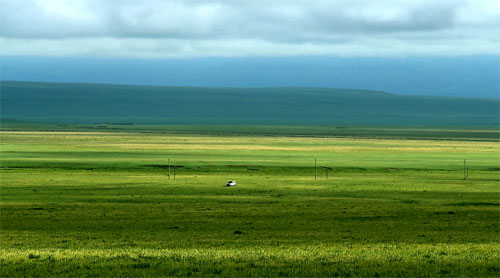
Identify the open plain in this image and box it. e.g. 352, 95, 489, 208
0, 130, 499, 277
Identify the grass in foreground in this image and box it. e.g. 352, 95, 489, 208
0, 131, 499, 277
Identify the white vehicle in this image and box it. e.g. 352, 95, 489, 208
226, 180, 236, 187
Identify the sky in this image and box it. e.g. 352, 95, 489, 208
1, 0, 499, 98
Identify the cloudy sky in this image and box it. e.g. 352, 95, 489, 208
2, 0, 499, 57
1, 0, 499, 97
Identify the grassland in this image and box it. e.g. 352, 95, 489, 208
0, 130, 499, 277
2, 120, 499, 141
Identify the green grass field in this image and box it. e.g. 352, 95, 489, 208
1, 130, 499, 277
2, 120, 499, 141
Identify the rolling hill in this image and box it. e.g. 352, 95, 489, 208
1, 81, 498, 126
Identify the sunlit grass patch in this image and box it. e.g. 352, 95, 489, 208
0, 131, 499, 276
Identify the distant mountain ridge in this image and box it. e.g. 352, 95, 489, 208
1, 81, 498, 126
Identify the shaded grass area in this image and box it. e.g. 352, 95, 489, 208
0, 131, 499, 276
1, 119, 499, 141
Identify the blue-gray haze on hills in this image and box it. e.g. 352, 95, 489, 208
1, 81, 498, 127
1, 55, 498, 99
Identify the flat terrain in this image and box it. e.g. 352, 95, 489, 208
2, 120, 499, 141
0, 131, 499, 277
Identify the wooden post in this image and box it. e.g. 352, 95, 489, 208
168, 158, 171, 180
466, 163, 469, 180
174, 165, 176, 180
315, 158, 317, 180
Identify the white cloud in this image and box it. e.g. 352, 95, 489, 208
1, 0, 499, 57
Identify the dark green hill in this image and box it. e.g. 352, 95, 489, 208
1, 81, 498, 126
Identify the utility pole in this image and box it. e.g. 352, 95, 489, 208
320, 166, 331, 180
315, 157, 317, 180
463, 159, 467, 180
168, 158, 171, 180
